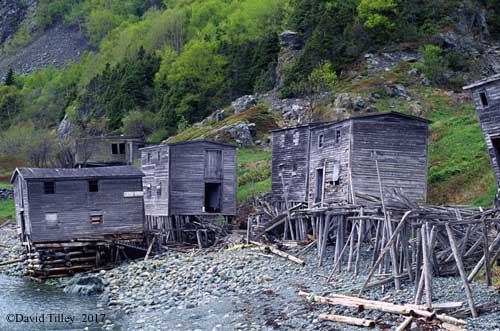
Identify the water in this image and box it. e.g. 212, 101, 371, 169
0, 274, 118, 331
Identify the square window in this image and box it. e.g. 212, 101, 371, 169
88, 180, 99, 192
119, 143, 126, 154
44, 182, 55, 194
45, 213, 58, 228
111, 144, 118, 154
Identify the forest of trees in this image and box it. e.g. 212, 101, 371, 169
1, 0, 500, 166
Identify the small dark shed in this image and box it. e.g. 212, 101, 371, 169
11, 166, 145, 244
271, 112, 430, 208
75, 136, 150, 167
464, 75, 500, 188
141, 140, 237, 223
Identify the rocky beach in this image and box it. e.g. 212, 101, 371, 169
1, 224, 500, 331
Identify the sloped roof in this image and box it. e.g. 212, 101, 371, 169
272, 111, 430, 133
142, 139, 236, 150
463, 74, 500, 90
11, 166, 144, 183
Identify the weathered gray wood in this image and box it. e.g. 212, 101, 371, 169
75, 136, 148, 167
358, 211, 412, 295
445, 224, 478, 318
12, 166, 144, 243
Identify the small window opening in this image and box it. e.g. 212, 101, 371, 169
157, 151, 161, 161
145, 185, 152, 199
147, 152, 151, 163
44, 182, 55, 194
292, 162, 298, 172
45, 213, 58, 228
480, 92, 489, 107
315, 168, 324, 203
138, 144, 145, 149
88, 180, 99, 192
119, 143, 126, 154
334, 178, 341, 186
318, 134, 324, 148
335, 130, 341, 143
111, 144, 118, 154
156, 183, 162, 197
90, 214, 103, 225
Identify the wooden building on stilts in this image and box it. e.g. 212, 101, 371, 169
271, 112, 430, 210
141, 140, 237, 247
11, 166, 145, 278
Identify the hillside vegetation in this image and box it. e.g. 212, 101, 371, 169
1, 0, 500, 207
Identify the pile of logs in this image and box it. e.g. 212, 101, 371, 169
248, 190, 500, 320
298, 291, 469, 330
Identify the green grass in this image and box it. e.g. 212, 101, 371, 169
237, 146, 272, 203
0, 199, 15, 221
0, 182, 12, 189
237, 177, 271, 203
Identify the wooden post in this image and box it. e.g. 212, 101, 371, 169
421, 223, 432, 309
359, 211, 412, 295
482, 220, 492, 286
445, 224, 478, 318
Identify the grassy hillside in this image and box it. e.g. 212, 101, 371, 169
167, 63, 497, 207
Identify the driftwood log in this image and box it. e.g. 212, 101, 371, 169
318, 313, 375, 328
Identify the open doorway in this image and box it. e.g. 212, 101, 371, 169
492, 137, 500, 171
315, 168, 324, 204
205, 183, 222, 213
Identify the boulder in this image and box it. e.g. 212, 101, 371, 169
353, 96, 365, 112
215, 122, 255, 146
383, 84, 407, 98
63, 274, 105, 296
231, 95, 256, 114
334, 93, 353, 110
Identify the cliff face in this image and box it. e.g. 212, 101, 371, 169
0, 0, 37, 46
0, 0, 90, 80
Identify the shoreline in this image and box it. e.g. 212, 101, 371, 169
2, 224, 500, 331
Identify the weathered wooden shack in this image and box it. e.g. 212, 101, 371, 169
11, 166, 145, 244
75, 136, 149, 167
141, 140, 237, 244
271, 112, 430, 208
11, 166, 145, 278
464, 75, 500, 189
271, 124, 315, 209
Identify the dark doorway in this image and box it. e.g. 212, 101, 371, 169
315, 168, 324, 203
205, 183, 222, 213
492, 137, 500, 170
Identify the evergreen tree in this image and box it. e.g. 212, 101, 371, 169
4, 68, 15, 86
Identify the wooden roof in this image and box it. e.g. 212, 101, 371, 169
272, 111, 430, 133
11, 166, 144, 183
463, 74, 500, 90
142, 139, 236, 151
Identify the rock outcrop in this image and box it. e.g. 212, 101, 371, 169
275, 31, 303, 89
